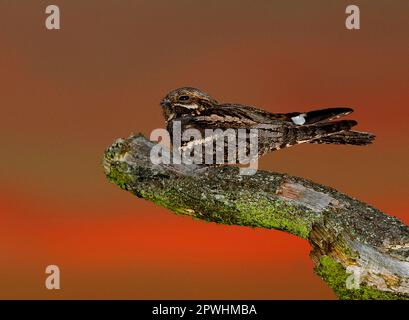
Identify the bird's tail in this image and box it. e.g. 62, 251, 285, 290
286, 107, 375, 146
285, 107, 353, 125
309, 130, 375, 146
292, 120, 358, 144
262, 107, 375, 151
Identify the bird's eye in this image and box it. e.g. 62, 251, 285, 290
178, 95, 190, 102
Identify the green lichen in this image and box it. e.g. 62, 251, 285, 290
105, 164, 133, 191
132, 180, 315, 238
140, 189, 196, 216
139, 185, 240, 224
315, 256, 409, 300
103, 135, 409, 300
235, 196, 317, 238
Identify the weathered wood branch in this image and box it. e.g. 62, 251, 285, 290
103, 134, 409, 300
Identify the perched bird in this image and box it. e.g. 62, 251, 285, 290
160, 87, 374, 164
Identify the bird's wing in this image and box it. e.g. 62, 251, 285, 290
216, 103, 289, 124
173, 104, 262, 130
218, 103, 354, 126
170, 103, 356, 136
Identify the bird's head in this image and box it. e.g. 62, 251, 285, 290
160, 87, 218, 121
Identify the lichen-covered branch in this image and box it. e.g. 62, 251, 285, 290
103, 134, 409, 300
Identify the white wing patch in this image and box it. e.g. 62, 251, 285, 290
291, 113, 307, 125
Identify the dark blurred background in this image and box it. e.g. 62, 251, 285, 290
0, 0, 408, 299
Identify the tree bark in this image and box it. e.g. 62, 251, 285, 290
103, 134, 409, 300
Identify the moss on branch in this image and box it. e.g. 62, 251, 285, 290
103, 134, 409, 300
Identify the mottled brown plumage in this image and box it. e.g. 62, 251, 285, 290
160, 87, 374, 163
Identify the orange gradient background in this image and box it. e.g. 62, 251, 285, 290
0, 0, 408, 299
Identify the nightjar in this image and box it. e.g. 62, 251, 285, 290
160, 87, 374, 164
